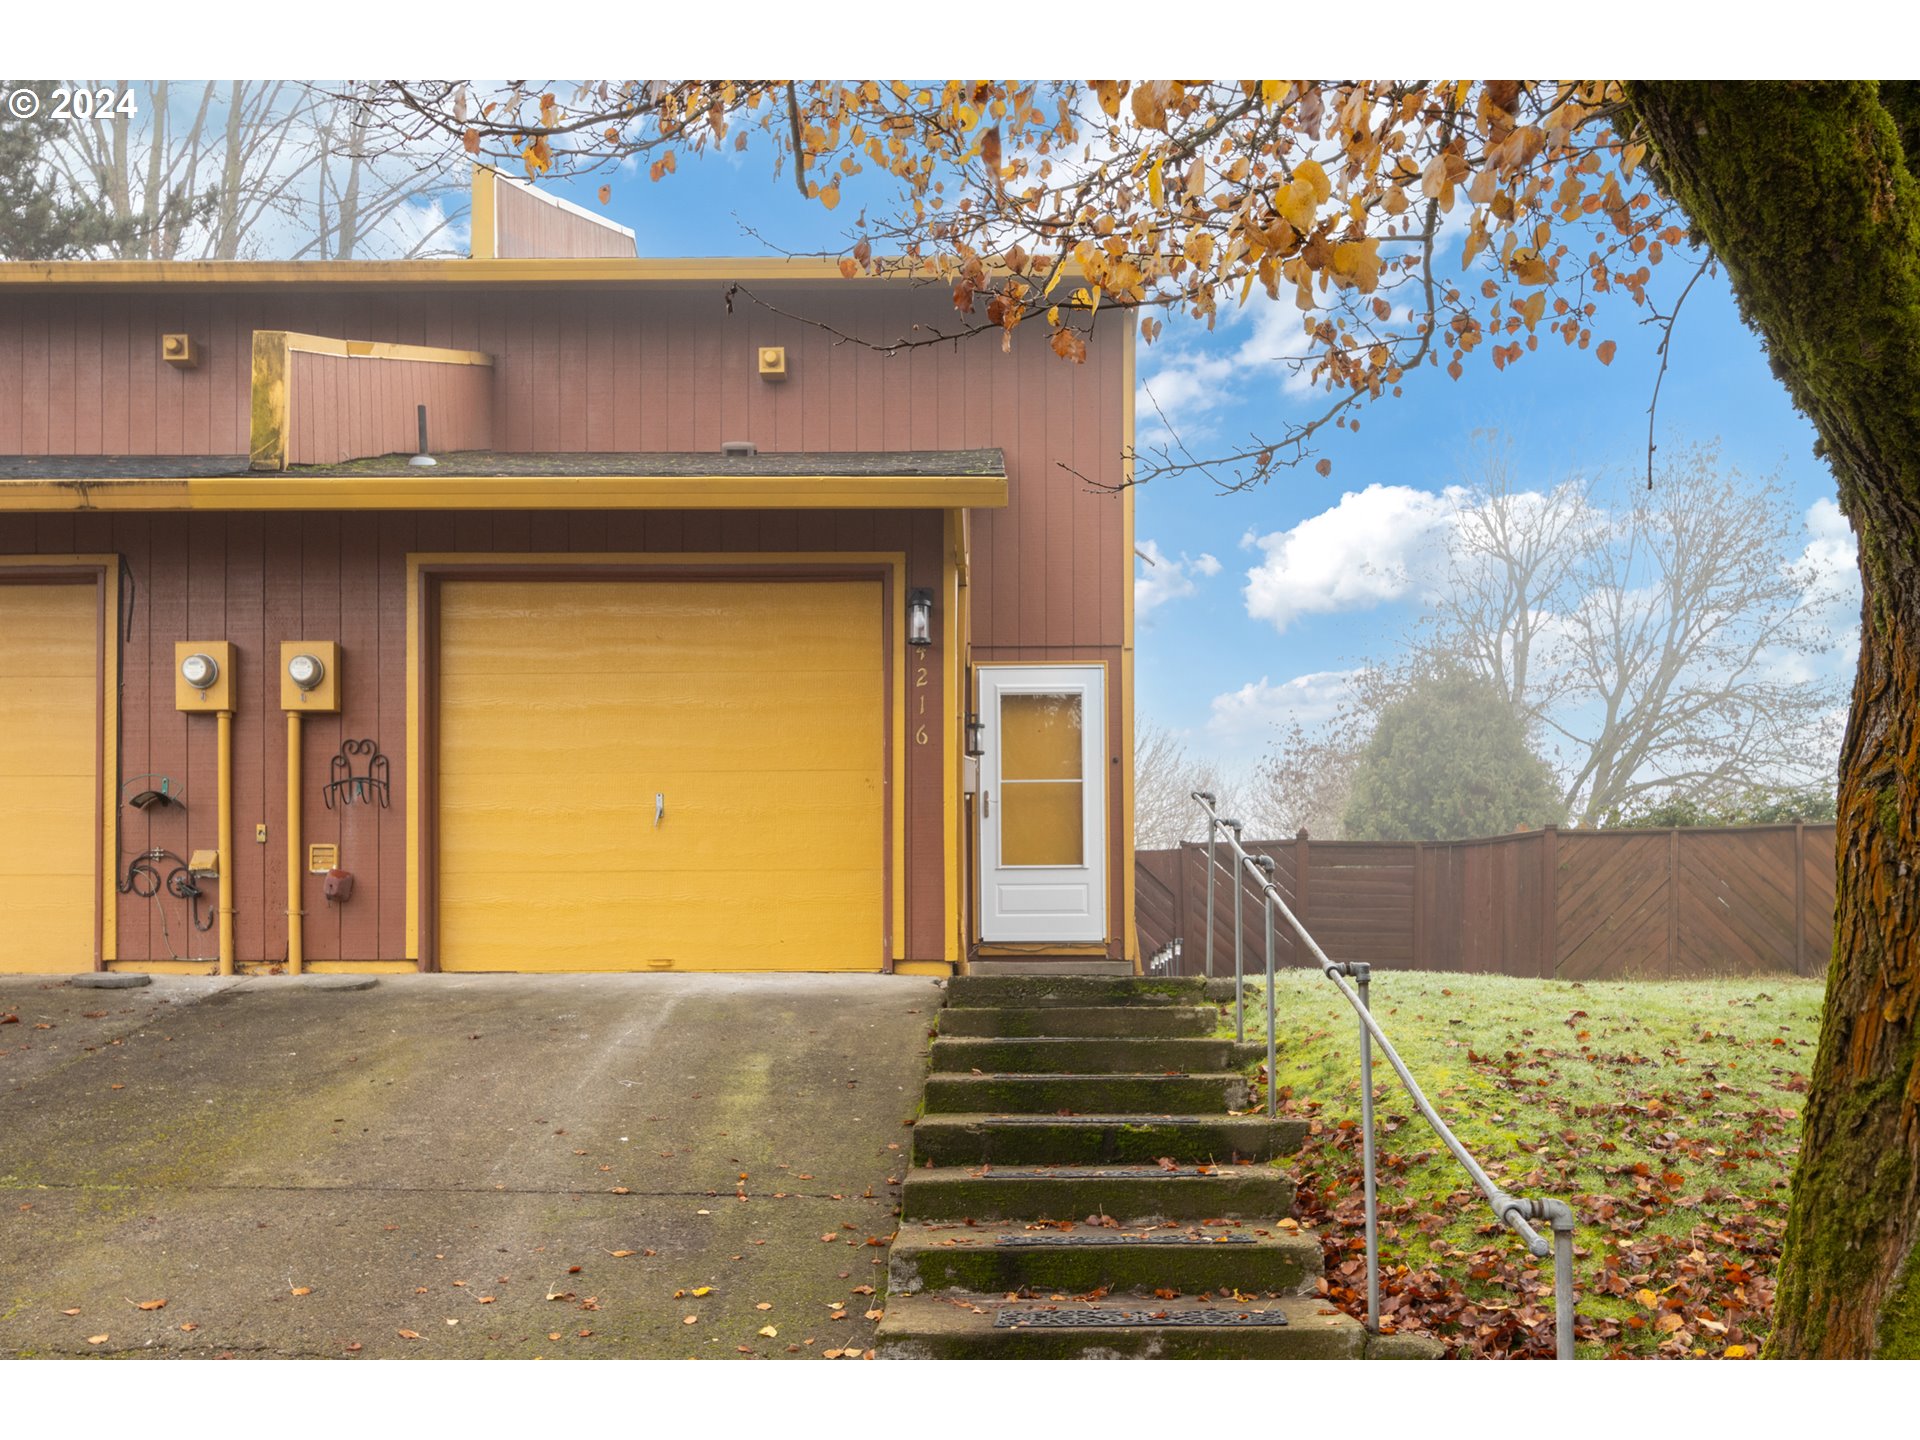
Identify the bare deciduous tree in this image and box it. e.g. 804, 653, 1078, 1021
1133, 723, 1246, 849
1250, 439, 1844, 833
43, 81, 463, 261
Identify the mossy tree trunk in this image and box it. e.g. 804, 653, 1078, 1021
1623, 81, 1920, 1358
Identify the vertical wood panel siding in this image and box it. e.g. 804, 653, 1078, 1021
491, 183, 638, 260
283, 350, 494, 466
1, 507, 950, 964
3, 280, 1128, 957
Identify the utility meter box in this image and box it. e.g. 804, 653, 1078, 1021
175, 641, 237, 712
280, 640, 342, 712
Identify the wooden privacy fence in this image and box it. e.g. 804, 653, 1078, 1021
1136, 824, 1836, 981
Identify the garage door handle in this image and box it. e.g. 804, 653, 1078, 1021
655, 793, 665, 828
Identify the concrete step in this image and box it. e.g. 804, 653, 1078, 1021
936, 1006, 1219, 1038
948, 976, 1209, 1009
965, 958, 1135, 977
898, 1163, 1295, 1224
909, 1113, 1304, 1167
888, 1220, 1321, 1297
922, 1071, 1249, 1115
929, 1036, 1235, 1074
874, 1292, 1378, 1359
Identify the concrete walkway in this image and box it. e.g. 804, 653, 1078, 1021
0, 972, 937, 1359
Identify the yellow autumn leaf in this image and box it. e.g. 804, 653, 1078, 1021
1295, 159, 1331, 205
1725, 1344, 1747, 1358
1260, 81, 1286, 107
758, 1325, 778, 1338
691, 1287, 712, 1297
1518, 291, 1547, 330
1147, 158, 1165, 209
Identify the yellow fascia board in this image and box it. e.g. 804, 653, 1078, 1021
0, 473, 1009, 513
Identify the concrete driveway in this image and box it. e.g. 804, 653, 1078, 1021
0, 972, 937, 1359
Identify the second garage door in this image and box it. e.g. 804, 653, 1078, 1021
436, 577, 886, 971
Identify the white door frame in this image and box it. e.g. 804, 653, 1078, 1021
977, 663, 1107, 943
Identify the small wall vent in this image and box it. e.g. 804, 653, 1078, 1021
721, 440, 758, 458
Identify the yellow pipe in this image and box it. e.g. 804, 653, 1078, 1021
217, 709, 235, 976
287, 711, 304, 974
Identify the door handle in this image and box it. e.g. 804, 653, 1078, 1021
982, 790, 990, 819
655, 793, 665, 828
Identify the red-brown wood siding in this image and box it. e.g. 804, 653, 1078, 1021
283, 349, 493, 466
2, 508, 952, 965
492, 184, 638, 260
3, 279, 1130, 957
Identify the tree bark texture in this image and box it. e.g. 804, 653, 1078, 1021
1625, 81, 1920, 1358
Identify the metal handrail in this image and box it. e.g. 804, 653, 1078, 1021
1191, 792, 1578, 1359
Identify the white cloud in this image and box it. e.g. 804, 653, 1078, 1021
1135, 538, 1222, 619
1135, 294, 1322, 449
1206, 670, 1364, 749
1800, 496, 1860, 626
1241, 483, 1461, 632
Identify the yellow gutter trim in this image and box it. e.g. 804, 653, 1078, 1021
941, 509, 961, 965
0, 473, 1009, 513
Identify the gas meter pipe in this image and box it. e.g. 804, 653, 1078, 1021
286, 711, 304, 974
217, 708, 235, 976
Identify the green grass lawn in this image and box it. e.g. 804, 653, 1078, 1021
1221, 970, 1824, 1358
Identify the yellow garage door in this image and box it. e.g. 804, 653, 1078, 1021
437, 578, 885, 971
0, 582, 100, 973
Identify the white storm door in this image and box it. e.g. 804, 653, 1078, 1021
979, 665, 1107, 943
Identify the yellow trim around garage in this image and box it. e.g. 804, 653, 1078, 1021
404, 552, 909, 970
1121, 313, 1139, 972
0, 472, 1010, 514
0, 554, 119, 967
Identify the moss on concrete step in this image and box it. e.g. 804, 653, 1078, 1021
874, 1292, 1366, 1359
936, 1006, 1218, 1038
887, 1220, 1321, 1296
948, 976, 1209, 1008
909, 1112, 1303, 1166
929, 1036, 1234, 1074
899, 1164, 1295, 1223
922, 1071, 1248, 1115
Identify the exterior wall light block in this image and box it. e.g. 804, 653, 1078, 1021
280, 639, 342, 712
175, 641, 236, 712
757, 345, 787, 381
162, 333, 199, 369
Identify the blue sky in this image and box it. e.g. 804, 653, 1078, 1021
528, 129, 1856, 780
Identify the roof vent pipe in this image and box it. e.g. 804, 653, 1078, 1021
721, 440, 757, 458
408, 404, 437, 468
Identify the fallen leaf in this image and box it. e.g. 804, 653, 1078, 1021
755, 1301, 773, 1311
758, 1325, 778, 1338
344, 1341, 361, 1352
1726, 1344, 1748, 1358
61, 1308, 80, 1316
477, 1296, 496, 1304
691, 1286, 713, 1297
179, 1322, 199, 1332
608, 1250, 637, 1258
88, 1334, 109, 1345
823, 1347, 845, 1358
289, 1287, 312, 1297
683, 1315, 698, 1325
134, 1298, 168, 1310
396, 1330, 421, 1340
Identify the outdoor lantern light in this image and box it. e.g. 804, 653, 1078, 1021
965, 712, 985, 757
180, 651, 220, 691
287, 652, 326, 692
907, 589, 934, 647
